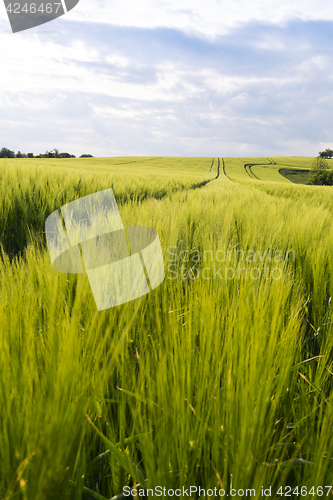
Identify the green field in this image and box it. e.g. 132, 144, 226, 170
279, 170, 313, 184
1, 156, 333, 500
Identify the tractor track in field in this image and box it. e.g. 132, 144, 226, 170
244, 157, 276, 180
217, 158, 220, 179
128, 157, 221, 202
193, 157, 220, 189
221, 158, 228, 178
244, 163, 259, 179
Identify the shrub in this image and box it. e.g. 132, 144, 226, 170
307, 170, 333, 185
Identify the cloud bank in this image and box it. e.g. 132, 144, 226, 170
0, 1, 332, 156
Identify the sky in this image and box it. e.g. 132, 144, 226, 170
0, 0, 333, 157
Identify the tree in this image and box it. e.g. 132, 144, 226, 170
0, 147, 15, 158
307, 170, 333, 186
311, 156, 329, 172
16, 151, 27, 158
80, 154, 94, 158
319, 148, 333, 158
27, 153, 34, 158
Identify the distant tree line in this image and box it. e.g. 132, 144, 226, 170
0, 147, 93, 158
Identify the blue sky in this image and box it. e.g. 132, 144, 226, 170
0, 0, 333, 157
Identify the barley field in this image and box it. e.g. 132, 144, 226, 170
1, 157, 333, 500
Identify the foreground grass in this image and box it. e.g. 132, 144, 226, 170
0, 158, 333, 499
